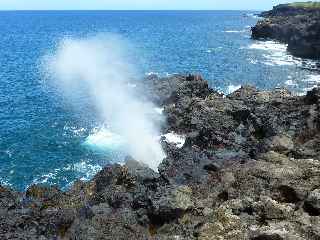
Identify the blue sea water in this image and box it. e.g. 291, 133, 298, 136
0, 10, 319, 190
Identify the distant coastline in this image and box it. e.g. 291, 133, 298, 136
252, 2, 320, 59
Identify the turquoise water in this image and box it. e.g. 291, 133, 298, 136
0, 11, 319, 190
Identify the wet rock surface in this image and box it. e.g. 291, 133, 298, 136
2, 74, 320, 239
251, 3, 320, 59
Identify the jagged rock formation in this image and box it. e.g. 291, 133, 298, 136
2, 74, 320, 239
251, 3, 320, 59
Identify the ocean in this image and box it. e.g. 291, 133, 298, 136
0, 10, 319, 191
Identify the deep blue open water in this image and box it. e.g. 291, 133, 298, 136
1, 11, 319, 190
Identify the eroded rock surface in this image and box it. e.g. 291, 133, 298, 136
2, 74, 320, 239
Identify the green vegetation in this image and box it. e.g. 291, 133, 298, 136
288, 1, 320, 8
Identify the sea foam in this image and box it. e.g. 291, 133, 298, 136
84, 127, 127, 151
227, 84, 241, 94
162, 132, 186, 148
248, 41, 301, 66
31, 161, 103, 188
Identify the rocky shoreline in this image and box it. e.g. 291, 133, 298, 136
251, 3, 320, 59
2, 74, 320, 239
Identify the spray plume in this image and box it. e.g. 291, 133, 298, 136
43, 34, 165, 171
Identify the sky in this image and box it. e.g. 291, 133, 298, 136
0, 0, 313, 11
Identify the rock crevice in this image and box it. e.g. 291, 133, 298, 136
2, 74, 320, 239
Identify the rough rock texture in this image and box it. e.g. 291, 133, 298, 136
2, 74, 320, 239
251, 3, 320, 59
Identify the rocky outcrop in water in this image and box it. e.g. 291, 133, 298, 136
251, 3, 320, 59
2, 74, 320, 239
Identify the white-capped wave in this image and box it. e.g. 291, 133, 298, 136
227, 84, 241, 94
248, 41, 302, 66
145, 72, 176, 78
285, 79, 298, 86
0, 177, 12, 187
301, 74, 320, 92
63, 124, 86, 137
84, 127, 127, 151
72, 161, 103, 181
84, 126, 165, 170
224, 30, 246, 33
31, 160, 102, 187
245, 13, 261, 19
2, 150, 13, 158
249, 41, 320, 70
304, 74, 320, 84
300, 59, 320, 71
206, 47, 223, 53
248, 41, 287, 51
249, 59, 258, 64
146, 71, 159, 76
296, 74, 320, 94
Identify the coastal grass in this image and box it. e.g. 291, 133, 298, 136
288, 1, 320, 8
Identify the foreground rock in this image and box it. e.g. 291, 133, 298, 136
251, 3, 320, 59
2, 74, 320, 239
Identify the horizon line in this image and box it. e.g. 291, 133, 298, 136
0, 9, 263, 12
